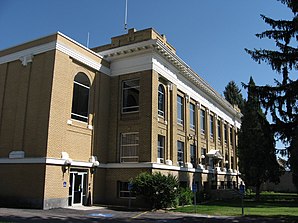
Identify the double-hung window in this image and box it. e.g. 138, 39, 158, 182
190, 103, 196, 131
190, 144, 196, 168
122, 79, 140, 113
177, 141, 184, 166
217, 119, 221, 141
158, 84, 165, 117
120, 133, 139, 162
230, 127, 233, 145
224, 124, 228, 143
200, 109, 206, 134
157, 135, 165, 163
71, 73, 90, 122
201, 147, 207, 165
210, 115, 214, 139
177, 95, 184, 125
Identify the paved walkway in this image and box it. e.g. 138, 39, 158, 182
0, 206, 296, 222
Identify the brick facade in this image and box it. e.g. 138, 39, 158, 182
0, 28, 241, 209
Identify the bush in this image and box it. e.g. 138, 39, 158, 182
178, 187, 194, 206
131, 172, 179, 209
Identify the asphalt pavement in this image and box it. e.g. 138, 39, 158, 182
0, 206, 297, 223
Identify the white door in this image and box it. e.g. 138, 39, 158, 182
69, 171, 87, 206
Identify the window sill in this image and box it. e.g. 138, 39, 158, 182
67, 119, 93, 132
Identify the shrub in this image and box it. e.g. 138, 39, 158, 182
131, 172, 179, 209
178, 187, 194, 206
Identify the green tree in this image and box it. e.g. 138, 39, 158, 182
245, 0, 298, 189
131, 172, 179, 209
238, 77, 281, 201
223, 81, 244, 110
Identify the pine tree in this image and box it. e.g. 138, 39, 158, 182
223, 81, 244, 111
245, 0, 298, 190
238, 77, 281, 201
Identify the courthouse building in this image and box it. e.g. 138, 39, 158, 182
0, 28, 241, 209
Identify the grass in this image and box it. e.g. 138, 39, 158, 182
173, 192, 298, 218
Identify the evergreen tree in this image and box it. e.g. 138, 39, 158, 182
245, 0, 298, 190
223, 81, 244, 111
238, 77, 281, 201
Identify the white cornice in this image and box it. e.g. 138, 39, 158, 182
98, 39, 241, 123
0, 36, 110, 75
0, 41, 57, 65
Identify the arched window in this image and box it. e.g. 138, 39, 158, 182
158, 84, 165, 117
71, 73, 90, 122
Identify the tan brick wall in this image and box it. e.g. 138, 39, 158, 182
0, 51, 55, 158
46, 50, 96, 161
0, 164, 45, 208
107, 70, 153, 164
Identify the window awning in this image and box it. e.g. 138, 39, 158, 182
206, 149, 223, 159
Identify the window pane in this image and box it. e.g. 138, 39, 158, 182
120, 133, 139, 162
122, 80, 140, 113
158, 135, 165, 159
190, 103, 196, 130
177, 141, 184, 164
224, 124, 228, 143
71, 73, 90, 122
118, 181, 135, 198
190, 144, 196, 167
210, 115, 214, 138
217, 120, 221, 140
177, 95, 184, 125
201, 147, 206, 165
200, 109, 206, 134
158, 84, 165, 117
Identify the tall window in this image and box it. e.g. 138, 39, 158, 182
200, 109, 206, 134
177, 141, 184, 165
177, 95, 184, 125
210, 115, 214, 138
190, 103, 196, 130
157, 135, 165, 163
122, 79, 140, 113
190, 144, 196, 168
217, 119, 221, 141
71, 73, 90, 122
230, 127, 233, 145
158, 84, 165, 117
224, 124, 228, 143
120, 133, 139, 162
201, 147, 207, 165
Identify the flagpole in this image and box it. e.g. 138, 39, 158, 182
124, 0, 128, 31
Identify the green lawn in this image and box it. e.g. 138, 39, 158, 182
173, 192, 298, 218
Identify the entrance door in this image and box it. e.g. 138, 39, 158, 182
69, 171, 87, 206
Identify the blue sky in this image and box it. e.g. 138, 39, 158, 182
0, 1, 293, 150
0, 0, 292, 96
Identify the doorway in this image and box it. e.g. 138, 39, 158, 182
69, 170, 88, 206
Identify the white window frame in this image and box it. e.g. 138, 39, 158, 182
122, 79, 140, 114
157, 135, 165, 163
158, 84, 165, 117
200, 109, 206, 134
177, 95, 184, 125
120, 132, 139, 163
190, 103, 196, 130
